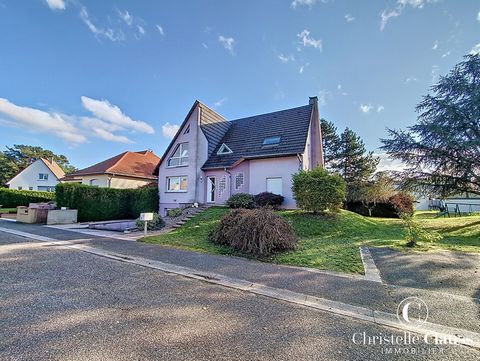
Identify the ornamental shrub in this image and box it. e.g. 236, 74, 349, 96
226, 193, 255, 209
135, 212, 165, 231
254, 192, 284, 208
388, 192, 415, 217
167, 207, 183, 217
209, 208, 297, 256
401, 214, 442, 247
55, 183, 158, 222
292, 167, 346, 213
0, 188, 55, 208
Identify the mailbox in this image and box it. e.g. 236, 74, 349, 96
140, 212, 154, 221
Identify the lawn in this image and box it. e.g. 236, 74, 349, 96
0, 208, 16, 214
143, 207, 480, 274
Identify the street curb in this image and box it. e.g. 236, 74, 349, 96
1, 226, 479, 350
359, 246, 383, 283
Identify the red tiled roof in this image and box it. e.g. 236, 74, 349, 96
40, 158, 66, 179
63, 150, 160, 180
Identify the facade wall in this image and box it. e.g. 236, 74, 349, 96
249, 156, 301, 208
158, 105, 211, 215
302, 102, 323, 170
109, 176, 153, 189
7, 159, 60, 191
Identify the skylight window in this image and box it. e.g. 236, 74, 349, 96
217, 143, 233, 155
263, 136, 281, 146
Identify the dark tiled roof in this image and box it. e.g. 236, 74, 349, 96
202, 104, 313, 169
63, 150, 160, 180
199, 103, 231, 156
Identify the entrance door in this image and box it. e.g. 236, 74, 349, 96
207, 177, 216, 203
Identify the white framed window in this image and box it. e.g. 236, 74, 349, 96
218, 176, 226, 195
166, 176, 187, 192
29, 187, 33, 190
167, 143, 189, 167
266, 177, 283, 196
217, 143, 233, 155
38, 173, 49, 180
17, 186, 22, 190
235, 172, 244, 190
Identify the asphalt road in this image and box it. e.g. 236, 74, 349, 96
1, 231, 479, 361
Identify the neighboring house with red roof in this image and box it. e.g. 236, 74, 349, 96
6, 158, 65, 192
62, 150, 160, 189
157, 97, 324, 215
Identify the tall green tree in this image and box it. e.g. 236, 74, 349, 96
381, 54, 480, 196
320, 119, 341, 167
334, 128, 379, 194
0, 145, 77, 187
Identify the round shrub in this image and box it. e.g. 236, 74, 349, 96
254, 192, 284, 208
167, 207, 183, 218
226, 193, 255, 209
209, 208, 297, 256
292, 167, 346, 213
389, 192, 414, 216
135, 212, 165, 231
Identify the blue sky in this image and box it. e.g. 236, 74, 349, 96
0, 0, 479, 169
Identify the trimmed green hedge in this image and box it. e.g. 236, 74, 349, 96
0, 188, 55, 208
55, 183, 158, 222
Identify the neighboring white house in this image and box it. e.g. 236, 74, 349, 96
6, 158, 65, 192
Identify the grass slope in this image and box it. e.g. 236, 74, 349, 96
143, 207, 480, 274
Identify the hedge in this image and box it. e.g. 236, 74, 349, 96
0, 188, 55, 208
55, 183, 158, 222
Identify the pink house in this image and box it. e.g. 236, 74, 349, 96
157, 97, 324, 215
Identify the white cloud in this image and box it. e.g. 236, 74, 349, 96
345, 14, 355, 22
377, 105, 385, 112
202, 43, 208, 49
45, 0, 65, 11
0, 97, 151, 145
278, 53, 294, 63
318, 89, 331, 106
92, 128, 133, 144
80, 7, 124, 42
470, 43, 480, 55
156, 24, 165, 36
119, 10, 133, 26
218, 35, 235, 55
432, 40, 438, 50
441, 50, 450, 58
162, 122, 180, 139
477, 11, 480, 22
360, 104, 374, 113
404, 77, 418, 83
81, 96, 154, 134
431, 64, 440, 82
380, 9, 401, 31
381, 0, 438, 31
297, 29, 322, 50
375, 152, 407, 172
0, 98, 86, 144
137, 25, 145, 36
214, 98, 227, 108
291, 0, 316, 9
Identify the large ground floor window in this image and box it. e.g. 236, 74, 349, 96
166, 176, 187, 192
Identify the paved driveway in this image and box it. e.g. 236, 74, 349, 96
1, 231, 479, 360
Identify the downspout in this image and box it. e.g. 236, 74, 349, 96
296, 153, 303, 170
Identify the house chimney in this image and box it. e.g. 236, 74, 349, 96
309, 96, 318, 105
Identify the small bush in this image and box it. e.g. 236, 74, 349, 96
254, 192, 284, 208
401, 214, 442, 247
167, 207, 183, 217
136, 212, 165, 231
226, 193, 255, 209
0, 188, 55, 208
389, 192, 415, 217
209, 208, 297, 256
292, 167, 346, 213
